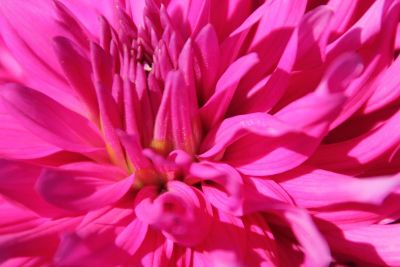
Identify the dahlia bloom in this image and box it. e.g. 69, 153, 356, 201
0, 0, 400, 266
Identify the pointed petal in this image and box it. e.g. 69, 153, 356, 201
294, 6, 333, 69
194, 24, 220, 101
115, 219, 148, 256
200, 112, 293, 159
53, 36, 98, 119
284, 209, 331, 267
364, 55, 400, 113
220, 53, 362, 176
95, 80, 126, 169
200, 53, 259, 129
310, 110, 400, 172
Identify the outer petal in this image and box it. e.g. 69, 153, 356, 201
0, 83, 106, 158
0, 105, 60, 159
310, 109, 400, 173
276, 166, 400, 207
284, 209, 331, 267
0, 160, 69, 217
200, 53, 259, 129
324, 224, 400, 266
0, 0, 87, 114
217, 53, 362, 176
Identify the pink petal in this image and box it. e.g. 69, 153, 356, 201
243, 214, 279, 266
0, 83, 106, 158
364, 55, 400, 113
135, 181, 212, 247
189, 161, 245, 215
294, 6, 333, 69
0, 108, 60, 159
53, 36, 98, 119
95, 80, 126, 169
153, 70, 200, 155
90, 42, 113, 91
115, 219, 148, 256
0, 160, 69, 217
324, 224, 400, 266
219, 53, 362, 176
201, 210, 247, 266
200, 53, 259, 130
277, 166, 400, 207
193, 24, 221, 101
284, 208, 331, 267
210, 0, 253, 40
200, 112, 293, 159
54, 232, 131, 267
327, 0, 359, 38
246, 0, 307, 70
310, 109, 400, 172
0, 14, 83, 115
77, 205, 134, 237
36, 162, 133, 212
0, 0, 67, 78
329, 2, 399, 129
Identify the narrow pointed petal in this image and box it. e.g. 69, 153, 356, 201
294, 6, 333, 69
200, 53, 259, 129
95, 80, 126, 169
193, 24, 220, 101
284, 209, 331, 267
115, 219, 148, 255
53, 36, 98, 119
364, 55, 400, 113
153, 70, 200, 155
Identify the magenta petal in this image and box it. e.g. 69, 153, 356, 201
200, 112, 293, 159
0, 107, 60, 159
53, 36, 98, 119
36, 162, 133, 212
294, 6, 333, 69
325, 224, 400, 266
189, 161, 244, 215
194, 24, 220, 101
277, 167, 400, 208
310, 110, 400, 172
0, 83, 106, 156
135, 181, 212, 247
364, 55, 400, 113
200, 53, 259, 129
219, 53, 363, 176
0, 160, 70, 217
284, 208, 331, 267
115, 218, 148, 256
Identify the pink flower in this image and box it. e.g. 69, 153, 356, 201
0, 0, 399, 266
